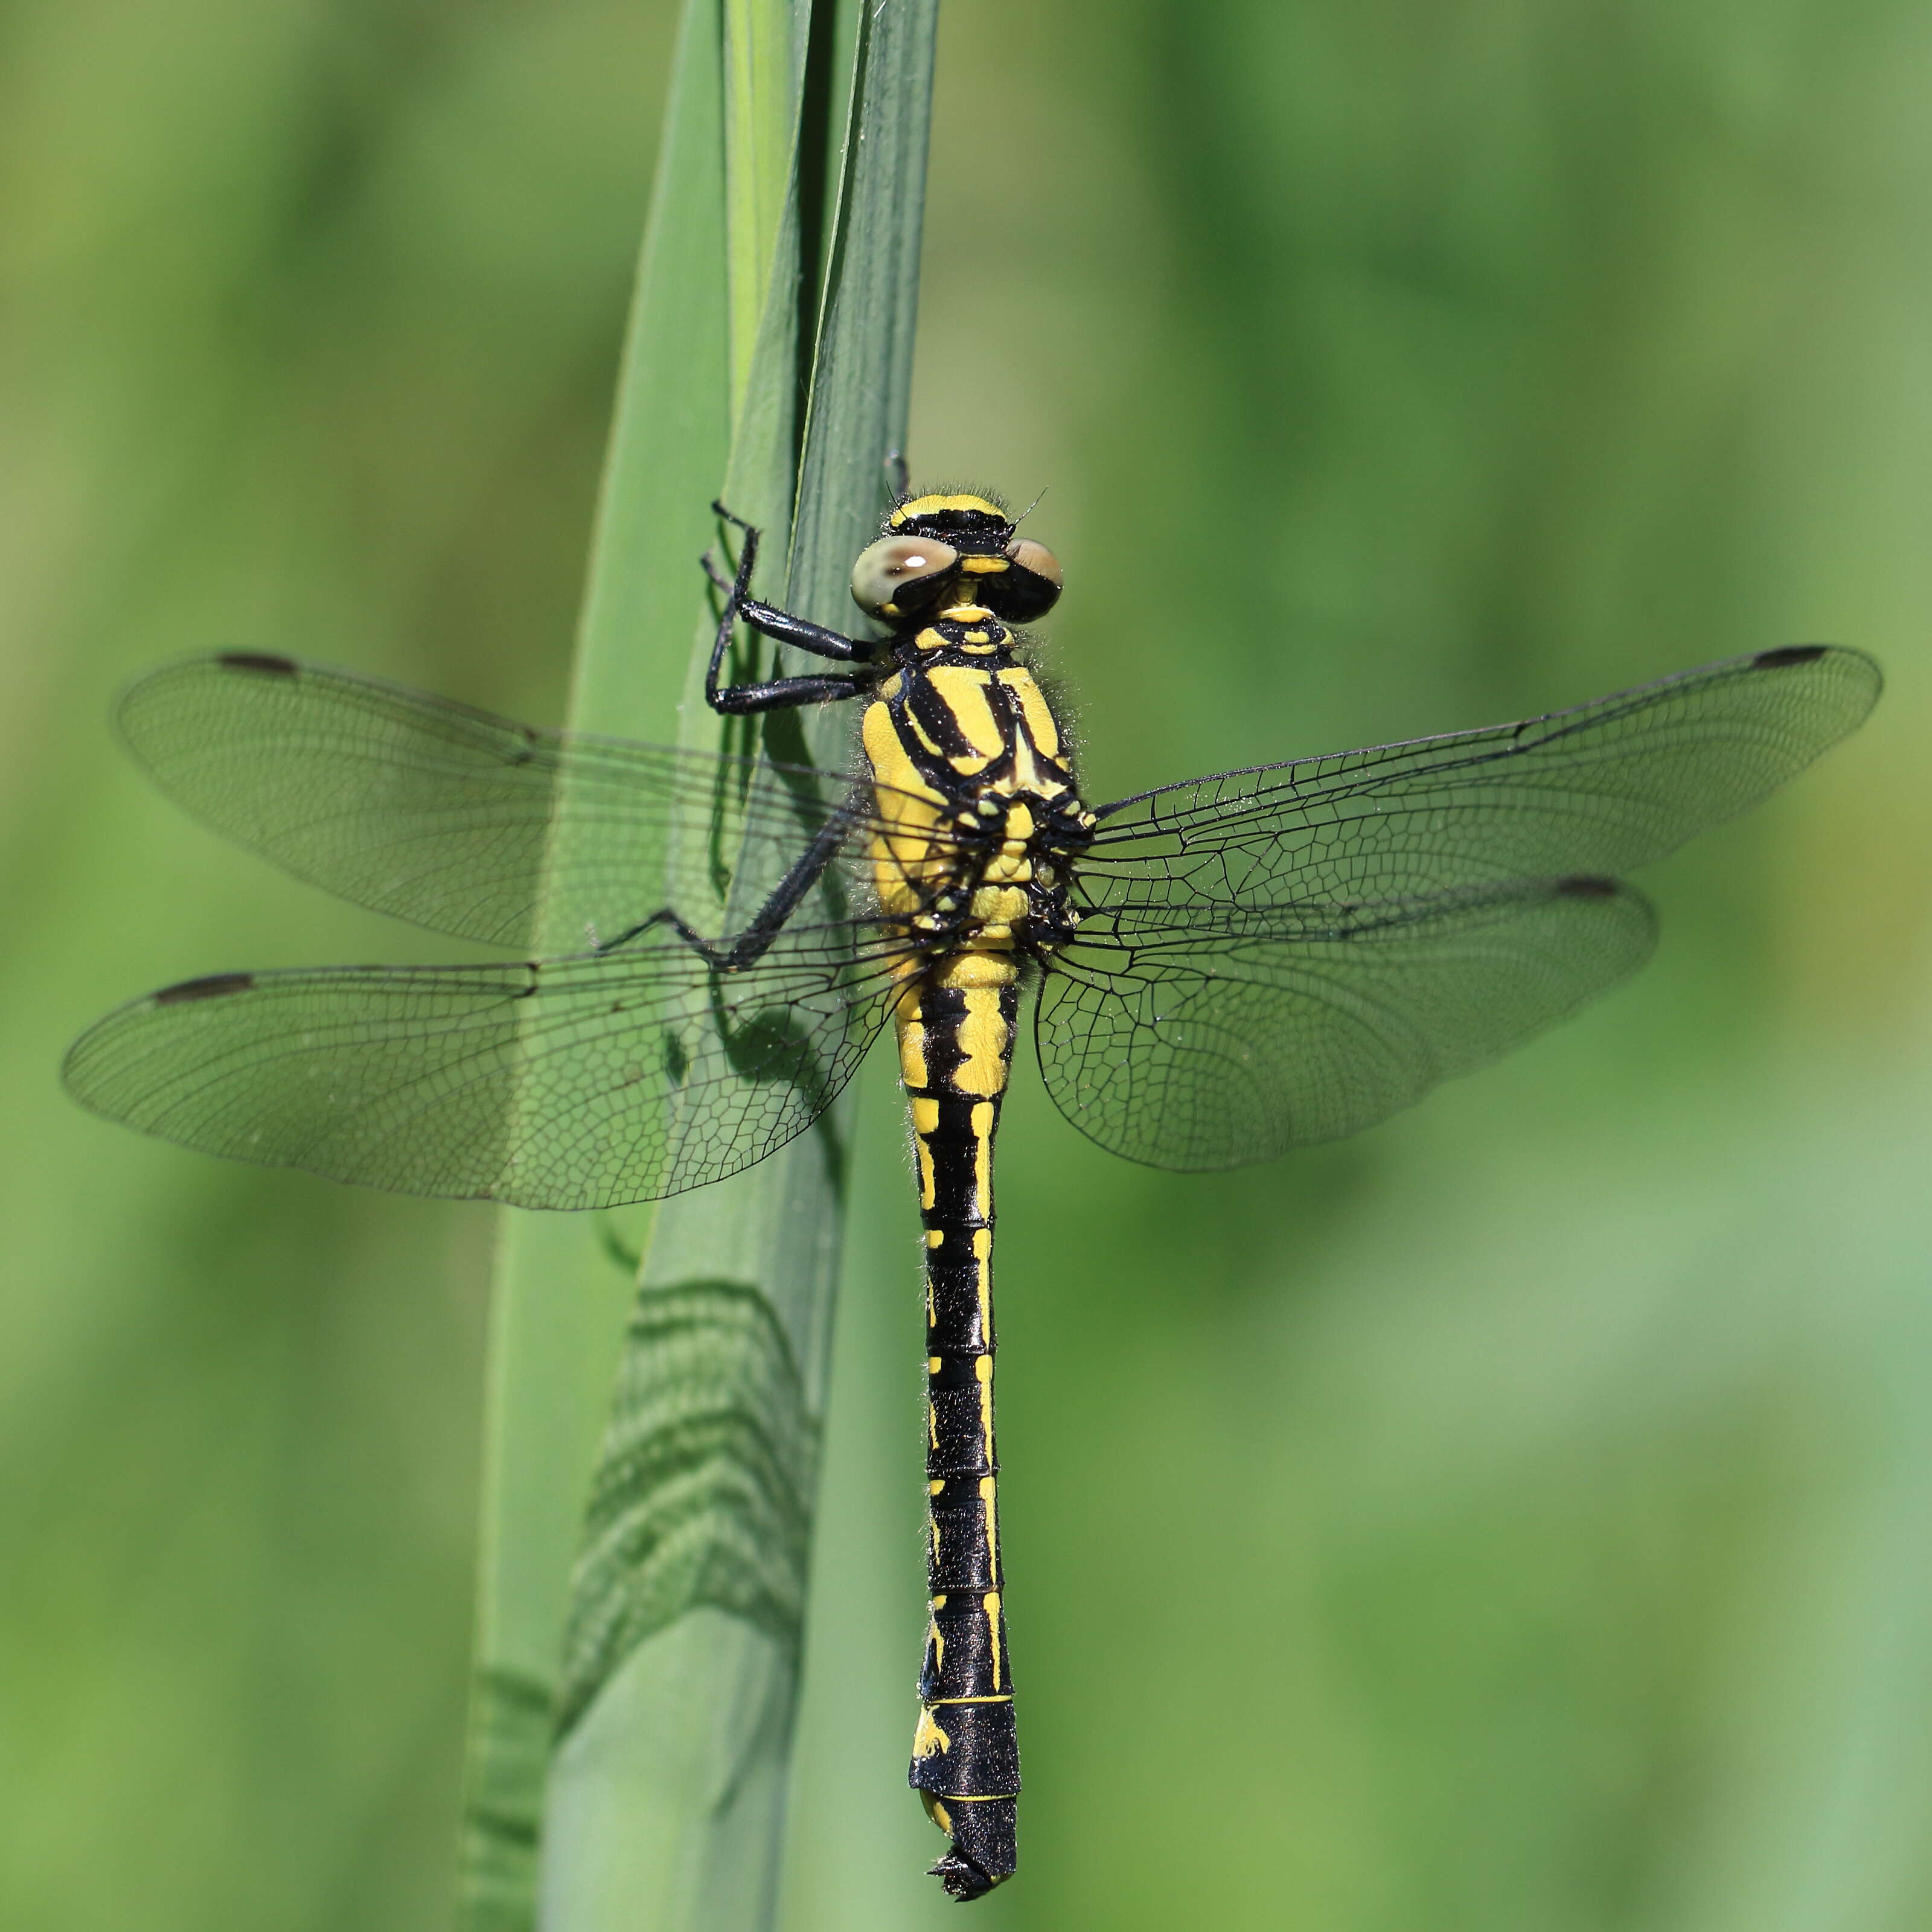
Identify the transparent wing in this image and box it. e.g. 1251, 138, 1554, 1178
115, 654, 950, 950
1042, 645, 1878, 1170
1038, 877, 1657, 1169
63, 921, 907, 1210
1079, 646, 1881, 913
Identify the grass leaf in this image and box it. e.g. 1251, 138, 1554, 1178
456, 4, 936, 1928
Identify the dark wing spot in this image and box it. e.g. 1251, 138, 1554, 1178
216, 652, 300, 677
1554, 875, 1620, 899
154, 971, 255, 1005
1753, 644, 1830, 669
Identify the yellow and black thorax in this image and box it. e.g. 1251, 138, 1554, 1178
853, 493, 1089, 971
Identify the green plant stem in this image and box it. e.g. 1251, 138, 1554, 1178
456, 3, 936, 1928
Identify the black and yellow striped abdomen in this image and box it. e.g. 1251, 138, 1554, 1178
859, 622, 1084, 1901
898, 954, 1020, 1897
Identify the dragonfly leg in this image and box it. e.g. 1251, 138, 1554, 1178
703, 505, 874, 729
708, 673, 871, 715
595, 807, 857, 973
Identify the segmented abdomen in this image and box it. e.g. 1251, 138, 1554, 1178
898, 952, 1020, 1901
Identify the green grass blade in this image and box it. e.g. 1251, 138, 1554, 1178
457, 2, 936, 1928
722, 0, 805, 414
455, 4, 733, 1926
789, 0, 935, 600
540, 7, 938, 1927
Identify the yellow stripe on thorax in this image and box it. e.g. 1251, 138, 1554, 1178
994, 665, 1061, 760
863, 696, 952, 919
922, 665, 1006, 774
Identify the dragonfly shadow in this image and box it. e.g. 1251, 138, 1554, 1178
715, 996, 852, 1195
552, 1275, 824, 1744
654, 974, 856, 1195
459, 1664, 551, 1904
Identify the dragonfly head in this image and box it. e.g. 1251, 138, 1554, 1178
854, 490, 1062, 626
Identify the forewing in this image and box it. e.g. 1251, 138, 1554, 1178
1080, 647, 1880, 914
63, 924, 905, 1209
1038, 878, 1657, 1170
115, 654, 938, 950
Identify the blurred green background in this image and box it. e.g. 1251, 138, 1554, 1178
5, 1, 1928, 1928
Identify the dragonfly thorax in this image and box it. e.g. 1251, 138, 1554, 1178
862, 639, 1089, 971
894, 790, 1086, 956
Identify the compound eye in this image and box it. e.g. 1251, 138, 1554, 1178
851, 536, 959, 618
1000, 538, 1063, 618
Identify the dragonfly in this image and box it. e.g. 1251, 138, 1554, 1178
64, 487, 1881, 1900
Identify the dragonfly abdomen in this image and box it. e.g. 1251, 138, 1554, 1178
898, 953, 1021, 1901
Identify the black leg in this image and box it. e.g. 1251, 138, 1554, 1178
703, 506, 872, 726
596, 806, 858, 972
702, 539, 870, 665
710, 673, 870, 715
